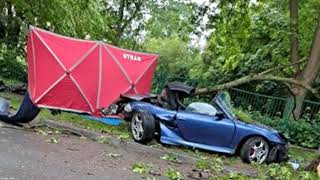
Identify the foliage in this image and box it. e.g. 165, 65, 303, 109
145, 0, 195, 41
264, 163, 318, 180
0, 0, 201, 86
36, 108, 131, 140
190, 0, 320, 96
164, 168, 184, 180
217, 172, 251, 180
190, 1, 290, 89
131, 163, 151, 176
242, 110, 320, 148
196, 156, 224, 173
234, 109, 255, 124
288, 146, 319, 162
144, 36, 200, 92
160, 153, 179, 163
35, 127, 61, 136
0, 45, 26, 82
195, 157, 210, 170
267, 164, 293, 180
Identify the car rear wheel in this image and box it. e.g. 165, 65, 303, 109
240, 137, 269, 164
131, 111, 156, 144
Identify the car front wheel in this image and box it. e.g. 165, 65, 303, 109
131, 111, 156, 144
240, 137, 269, 164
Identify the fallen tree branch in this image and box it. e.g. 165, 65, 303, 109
194, 74, 319, 98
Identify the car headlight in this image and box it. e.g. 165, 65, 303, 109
109, 104, 118, 114
124, 103, 132, 112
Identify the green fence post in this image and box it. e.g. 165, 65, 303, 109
283, 97, 294, 128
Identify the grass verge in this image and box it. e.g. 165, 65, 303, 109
0, 91, 319, 179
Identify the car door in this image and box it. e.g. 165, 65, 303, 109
175, 111, 236, 148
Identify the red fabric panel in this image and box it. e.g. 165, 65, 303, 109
34, 28, 96, 70
28, 27, 158, 116
38, 76, 91, 112
99, 46, 131, 109
125, 89, 136, 95
71, 46, 100, 110
135, 60, 157, 94
32, 31, 65, 101
105, 44, 158, 82
27, 33, 35, 100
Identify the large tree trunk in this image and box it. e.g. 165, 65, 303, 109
290, 84, 307, 119
291, 16, 320, 119
194, 15, 320, 120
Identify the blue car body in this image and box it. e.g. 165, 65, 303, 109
127, 100, 287, 155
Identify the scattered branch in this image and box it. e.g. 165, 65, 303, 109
194, 74, 319, 98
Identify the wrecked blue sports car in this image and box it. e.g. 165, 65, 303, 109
120, 82, 288, 164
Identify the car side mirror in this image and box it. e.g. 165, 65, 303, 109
216, 111, 225, 120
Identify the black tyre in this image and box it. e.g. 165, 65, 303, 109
240, 137, 269, 164
131, 111, 156, 144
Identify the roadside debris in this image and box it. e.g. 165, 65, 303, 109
304, 155, 320, 177
67, 147, 80, 152
108, 153, 122, 158
195, 156, 224, 173
160, 153, 180, 164
36, 129, 49, 136
164, 168, 184, 180
46, 137, 58, 144
98, 136, 110, 144
288, 160, 300, 170
131, 163, 151, 176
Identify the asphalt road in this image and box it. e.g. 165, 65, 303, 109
0, 121, 258, 180
0, 124, 141, 180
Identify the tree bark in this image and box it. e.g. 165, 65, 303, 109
291, 15, 320, 119
290, 84, 307, 120
194, 73, 319, 97
304, 154, 320, 174
289, 0, 300, 72
114, 0, 143, 45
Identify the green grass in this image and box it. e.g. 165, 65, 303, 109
1, 91, 319, 179
38, 109, 131, 139
131, 162, 151, 176
288, 145, 318, 162
0, 91, 130, 139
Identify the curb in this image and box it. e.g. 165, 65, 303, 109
42, 119, 197, 163
42, 119, 257, 177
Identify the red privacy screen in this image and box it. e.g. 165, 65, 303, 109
27, 26, 158, 116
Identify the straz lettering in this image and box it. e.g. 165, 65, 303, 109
123, 53, 141, 61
